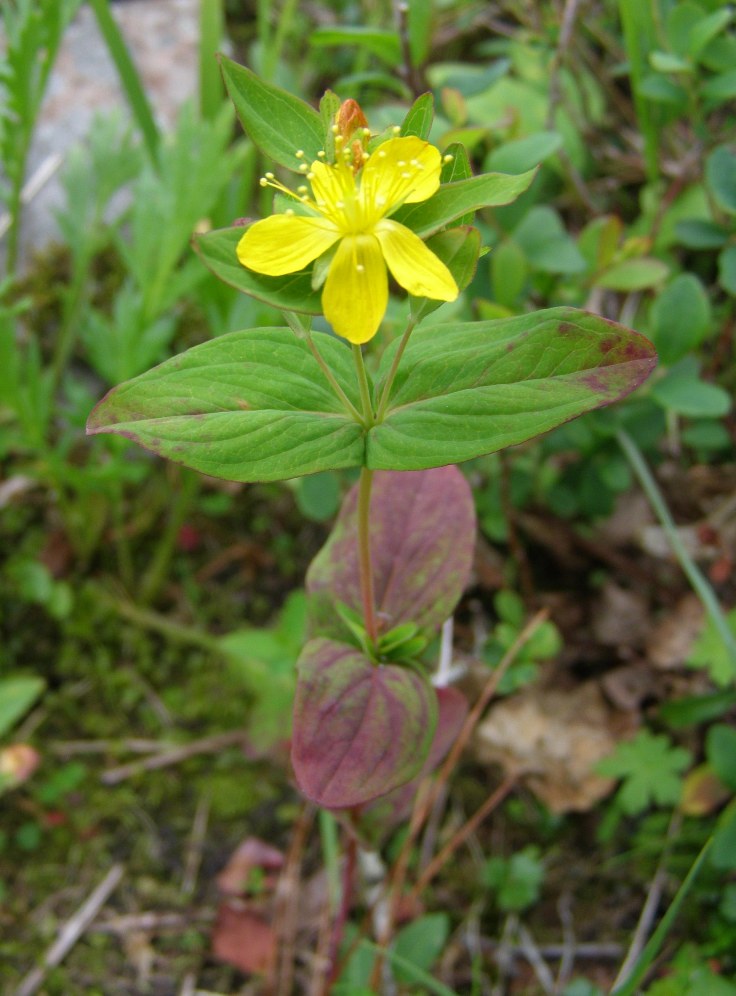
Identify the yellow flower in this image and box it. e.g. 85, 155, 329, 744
236, 134, 459, 344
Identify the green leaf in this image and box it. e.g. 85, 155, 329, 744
513, 206, 586, 275
194, 226, 322, 314
649, 51, 692, 73
688, 8, 732, 60
0, 678, 46, 739
486, 131, 563, 174
595, 257, 669, 291
674, 219, 729, 248
651, 367, 731, 417
718, 245, 736, 295
393, 168, 538, 238
440, 142, 472, 184
369, 308, 657, 471
483, 846, 545, 912
706, 145, 736, 215
440, 143, 473, 224
309, 27, 401, 65
702, 69, 736, 103
400, 92, 434, 140
407, 0, 434, 67
650, 273, 711, 365
687, 607, 736, 685
666, 2, 706, 57
392, 914, 449, 984
218, 55, 324, 171
596, 730, 692, 815
87, 328, 364, 482
639, 74, 688, 104
492, 240, 528, 308
706, 725, 736, 793
412, 226, 481, 320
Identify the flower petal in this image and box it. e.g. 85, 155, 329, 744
362, 136, 441, 214
237, 215, 339, 276
375, 219, 458, 301
323, 235, 388, 344
308, 160, 354, 223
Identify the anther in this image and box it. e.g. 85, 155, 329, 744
299, 163, 309, 172
443, 154, 454, 163
356, 264, 365, 272
259, 177, 268, 187
392, 125, 401, 134
295, 149, 305, 158
285, 209, 295, 216
307, 172, 315, 180
297, 185, 308, 194
265, 171, 275, 180
317, 150, 326, 157
331, 124, 339, 134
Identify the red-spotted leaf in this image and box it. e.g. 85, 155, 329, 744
291, 639, 437, 809
368, 307, 658, 471
306, 467, 476, 640
359, 685, 469, 841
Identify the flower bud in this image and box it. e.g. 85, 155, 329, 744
335, 99, 369, 142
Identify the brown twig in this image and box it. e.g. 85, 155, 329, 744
93, 910, 215, 934
181, 791, 211, 897
273, 803, 315, 996
100, 730, 250, 785
408, 774, 518, 901
14, 864, 124, 996
52, 738, 170, 756
395, 1, 424, 98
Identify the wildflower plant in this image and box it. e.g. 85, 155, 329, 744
88, 58, 657, 812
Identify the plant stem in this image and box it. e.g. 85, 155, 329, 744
616, 428, 736, 676
357, 467, 378, 645
375, 316, 416, 421
139, 468, 199, 604
325, 820, 359, 991
306, 332, 364, 424
352, 343, 375, 426
351, 344, 379, 643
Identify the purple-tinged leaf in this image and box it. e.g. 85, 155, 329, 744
307, 467, 476, 640
291, 639, 437, 809
359, 685, 468, 841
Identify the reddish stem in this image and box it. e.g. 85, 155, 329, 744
358, 467, 378, 644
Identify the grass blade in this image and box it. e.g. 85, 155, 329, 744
87, 0, 160, 162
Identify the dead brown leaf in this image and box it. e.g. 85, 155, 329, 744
216, 836, 285, 896
212, 900, 277, 975
647, 595, 705, 670
474, 682, 635, 813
